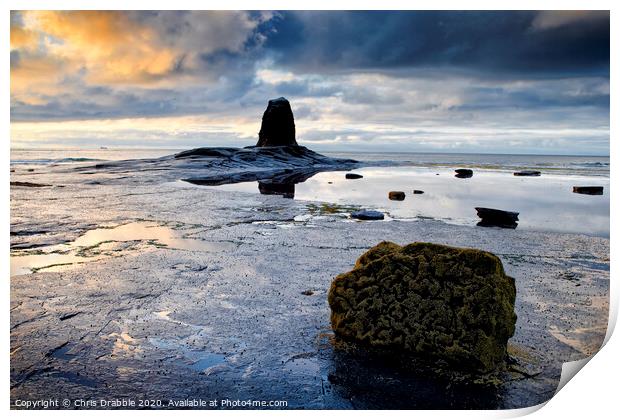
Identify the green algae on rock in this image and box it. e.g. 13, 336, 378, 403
328, 241, 517, 373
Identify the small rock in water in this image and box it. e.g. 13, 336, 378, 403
455, 168, 473, 178
413, 190, 424, 194
328, 241, 517, 373
475, 207, 519, 229
351, 210, 384, 220
345, 173, 363, 179
388, 191, 406, 201
573, 186, 603, 195
514, 170, 541, 177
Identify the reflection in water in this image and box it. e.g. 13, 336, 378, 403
324, 340, 503, 409
10, 222, 235, 276
477, 221, 518, 229
203, 166, 609, 237
183, 168, 326, 199
258, 182, 295, 198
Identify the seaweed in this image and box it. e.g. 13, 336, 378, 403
328, 241, 517, 373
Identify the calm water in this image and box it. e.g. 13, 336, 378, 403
325, 151, 609, 177
200, 166, 610, 237
10, 222, 236, 276
11, 148, 610, 237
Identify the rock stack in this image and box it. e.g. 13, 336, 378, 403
256, 97, 298, 147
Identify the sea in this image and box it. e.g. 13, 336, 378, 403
10, 148, 610, 237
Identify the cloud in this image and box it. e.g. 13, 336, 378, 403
260, 11, 609, 77
10, 10, 270, 111
531, 11, 609, 31
9, 11, 610, 155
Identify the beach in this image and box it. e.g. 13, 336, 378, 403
9, 149, 610, 409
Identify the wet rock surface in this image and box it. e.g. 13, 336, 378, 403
62, 145, 360, 195
9, 157, 610, 409
328, 242, 517, 373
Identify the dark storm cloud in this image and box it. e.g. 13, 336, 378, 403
260, 11, 610, 77
10, 11, 610, 154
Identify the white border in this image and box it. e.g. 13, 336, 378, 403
3, 2, 616, 419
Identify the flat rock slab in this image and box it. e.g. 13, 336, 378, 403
9, 159, 609, 409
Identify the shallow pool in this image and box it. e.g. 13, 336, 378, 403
202, 167, 609, 237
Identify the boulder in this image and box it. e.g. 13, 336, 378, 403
475, 207, 519, 229
346, 173, 363, 179
256, 97, 298, 147
351, 210, 384, 220
388, 191, 406, 201
455, 169, 473, 178
514, 170, 541, 177
328, 241, 517, 373
573, 186, 603, 195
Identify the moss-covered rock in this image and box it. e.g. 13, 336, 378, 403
328, 241, 517, 373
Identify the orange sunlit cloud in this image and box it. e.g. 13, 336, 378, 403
12, 11, 180, 86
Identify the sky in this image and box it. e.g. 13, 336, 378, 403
9, 10, 610, 155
